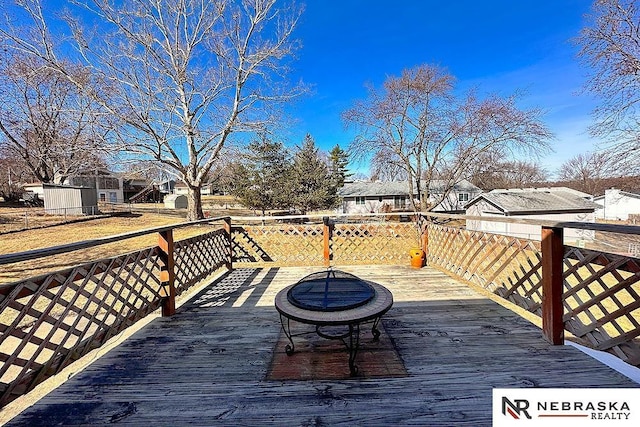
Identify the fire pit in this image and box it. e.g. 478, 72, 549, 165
275, 269, 394, 376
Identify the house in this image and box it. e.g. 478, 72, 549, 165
426, 180, 483, 213
173, 181, 189, 195
22, 183, 45, 200
22, 168, 124, 205
120, 173, 154, 202
465, 187, 601, 242
594, 188, 640, 221
65, 168, 124, 204
338, 179, 482, 214
338, 181, 412, 214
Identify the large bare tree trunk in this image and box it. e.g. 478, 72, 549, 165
186, 186, 203, 221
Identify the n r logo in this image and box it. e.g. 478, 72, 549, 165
502, 397, 532, 419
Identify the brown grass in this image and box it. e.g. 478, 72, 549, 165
0, 212, 216, 285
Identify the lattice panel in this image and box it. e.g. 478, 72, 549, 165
0, 247, 164, 407
428, 224, 543, 313
332, 222, 420, 264
174, 229, 227, 295
232, 225, 324, 266
427, 223, 640, 367
563, 247, 640, 365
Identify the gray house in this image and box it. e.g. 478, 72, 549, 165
338, 179, 482, 214
465, 187, 601, 241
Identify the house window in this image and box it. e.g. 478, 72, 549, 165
394, 196, 406, 209
356, 196, 365, 205
458, 193, 470, 202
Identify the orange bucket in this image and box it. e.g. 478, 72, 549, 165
409, 248, 425, 268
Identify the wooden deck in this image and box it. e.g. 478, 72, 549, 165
6, 265, 639, 426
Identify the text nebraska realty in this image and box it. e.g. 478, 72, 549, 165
540, 400, 630, 420
504, 397, 631, 420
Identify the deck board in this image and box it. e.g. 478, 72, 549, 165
6, 265, 639, 426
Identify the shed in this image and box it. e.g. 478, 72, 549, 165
164, 194, 188, 209
465, 187, 600, 242
43, 184, 99, 215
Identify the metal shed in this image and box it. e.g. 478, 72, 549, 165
43, 184, 99, 216
164, 194, 188, 209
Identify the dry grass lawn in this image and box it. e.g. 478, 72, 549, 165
0, 212, 220, 285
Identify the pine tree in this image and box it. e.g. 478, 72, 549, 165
290, 134, 337, 214
328, 144, 351, 189
230, 136, 291, 215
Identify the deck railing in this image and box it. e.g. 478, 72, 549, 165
0, 212, 638, 407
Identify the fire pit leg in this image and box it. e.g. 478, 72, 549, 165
348, 323, 360, 376
372, 317, 382, 341
279, 314, 295, 355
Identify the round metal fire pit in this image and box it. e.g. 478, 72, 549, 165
275, 269, 394, 376
286, 269, 375, 312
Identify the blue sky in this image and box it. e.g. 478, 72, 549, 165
284, 0, 600, 178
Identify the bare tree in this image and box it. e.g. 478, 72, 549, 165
468, 151, 549, 190
343, 64, 553, 212
0, 145, 32, 201
0, 52, 107, 184
1, 0, 303, 220
556, 151, 616, 195
576, 0, 640, 174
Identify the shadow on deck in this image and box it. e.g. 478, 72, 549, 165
6, 266, 638, 426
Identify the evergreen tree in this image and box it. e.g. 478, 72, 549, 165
290, 134, 337, 214
328, 144, 352, 189
230, 136, 291, 215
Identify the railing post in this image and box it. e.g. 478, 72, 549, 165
420, 216, 429, 265
323, 216, 332, 267
541, 226, 564, 345
158, 229, 176, 317
223, 217, 233, 270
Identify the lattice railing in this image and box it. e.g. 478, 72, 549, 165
0, 247, 165, 407
427, 223, 640, 367
0, 221, 231, 408
174, 229, 228, 295
563, 247, 640, 365
332, 222, 420, 264
232, 224, 325, 266
428, 224, 543, 312
231, 220, 420, 267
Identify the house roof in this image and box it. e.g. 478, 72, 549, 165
339, 179, 481, 197
466, 187, 601, 215
594, 189, 640, 201
339, 181, 412, 197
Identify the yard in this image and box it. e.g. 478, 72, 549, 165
0, 211, 204, 285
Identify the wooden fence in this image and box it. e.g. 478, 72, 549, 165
0, 212, 639, 407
